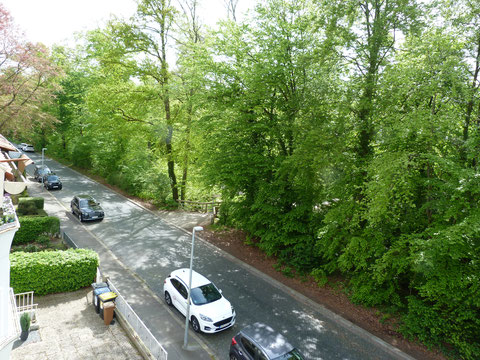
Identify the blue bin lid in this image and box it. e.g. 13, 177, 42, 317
91, 282, 108, 289
93, 287, 111, 296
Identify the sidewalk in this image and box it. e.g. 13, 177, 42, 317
11, 288, 143, 360
27, 182, 213, 360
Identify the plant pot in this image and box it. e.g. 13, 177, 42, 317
20, 330, 29, 341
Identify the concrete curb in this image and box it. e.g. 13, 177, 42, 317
32, 157, 417, 360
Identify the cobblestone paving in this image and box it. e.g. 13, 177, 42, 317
11, 287, 143, 360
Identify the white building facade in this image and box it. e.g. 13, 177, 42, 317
0, 197, 21, 360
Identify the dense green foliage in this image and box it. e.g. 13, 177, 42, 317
20, 0, 480, 357
10, 249, 99, 295
17, 197, 44, 215
13, 216, 60, 245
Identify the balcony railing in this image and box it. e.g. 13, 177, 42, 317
0, 288, 21, 349
15, 291, 38, 323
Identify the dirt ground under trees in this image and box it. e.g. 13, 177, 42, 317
197, 226, 448, 360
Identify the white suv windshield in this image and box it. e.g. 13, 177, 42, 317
190, 283, 222, 305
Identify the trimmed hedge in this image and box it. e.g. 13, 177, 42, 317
10, 249, 99, 295
17, 197, 44, 216
13, 216, 60, 245
17, 202, 37, 216
18, 197, 44, 210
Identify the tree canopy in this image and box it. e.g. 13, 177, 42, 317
10, 0, 480, 358
0, 4, 60, 137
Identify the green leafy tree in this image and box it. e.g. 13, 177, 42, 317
200, 0, 340, 270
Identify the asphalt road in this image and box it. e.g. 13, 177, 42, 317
22, 150, 414, 360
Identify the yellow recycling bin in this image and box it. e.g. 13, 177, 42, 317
98, 291, 117, 325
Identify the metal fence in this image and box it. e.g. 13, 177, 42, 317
62, 231, 78, 249
177, 199, 221, 213
15, 291, 38, 322
107, 279, 168, 360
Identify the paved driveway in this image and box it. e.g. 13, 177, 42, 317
23, 152, 414, 360
11, 288, 142, 360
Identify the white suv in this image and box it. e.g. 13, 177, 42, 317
163, 268, 236, 333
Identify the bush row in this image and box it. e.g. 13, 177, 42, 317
10, 249, 99, 295
13, 216, 60, 245
17, 197, 44, 216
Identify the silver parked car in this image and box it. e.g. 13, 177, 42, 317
230, 323, 304, 360
22, 144, 35, 152
33, 165, 51, 182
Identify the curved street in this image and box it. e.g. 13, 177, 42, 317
24, 152, 415, 360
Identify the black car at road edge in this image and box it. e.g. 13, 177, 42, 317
43, 174, 62, 190
70, 194, 104, 222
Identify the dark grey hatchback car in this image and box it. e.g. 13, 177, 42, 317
43, 174, 62, 190
70, 195, 104, 222
230, 323, 304, 360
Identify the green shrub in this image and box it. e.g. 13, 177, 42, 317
10, 249, 99, 295
36, 235, 50, 246
13, 216, 60, 245
20, 312, 30, 331
35, 210, 48, 217
24, 244, 41, 252
17, 202, 37, 216
18, 197, 44, 210
10, 246, 23, 253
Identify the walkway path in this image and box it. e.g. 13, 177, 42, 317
11, 288, 143, 360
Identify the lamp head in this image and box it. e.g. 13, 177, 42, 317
193, 226, 204, 232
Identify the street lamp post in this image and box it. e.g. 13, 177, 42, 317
183, 225, 204, 350
41, 148, 47, 167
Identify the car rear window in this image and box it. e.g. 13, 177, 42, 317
273, 349, 304, 360
190, 283, 222, 305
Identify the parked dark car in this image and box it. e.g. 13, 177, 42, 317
70, 195, 104, 222
230, 323, 304, 360
43, 174, 62, 190
33, 165, 51, 182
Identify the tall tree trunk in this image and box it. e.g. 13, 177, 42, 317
159, 0, 178, 202
464, 35, 480, 167
354, 2, 381, 202
180, 98, 193, 201
165, 100, 178, 202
